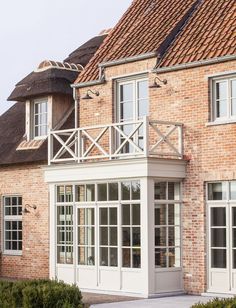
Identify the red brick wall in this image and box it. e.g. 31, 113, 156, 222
0, 163, 49, 279
77, 58, 236, 294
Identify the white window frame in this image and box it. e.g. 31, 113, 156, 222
211, 76, 236, 123
2, 195, 23, 256
31, 97, 49, 140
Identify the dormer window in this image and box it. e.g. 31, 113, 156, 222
33, 98, 48, 139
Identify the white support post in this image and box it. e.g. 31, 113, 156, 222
109, 126, 113, 160
143, 116, 149, 157
49, 184, 56, 280
48, 130, 52, 165
140, 177, 155, 297
178, 125, 183, 159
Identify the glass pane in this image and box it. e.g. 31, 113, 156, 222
155, 248, 167, 268
138, 80, 148, 99
100, 227, 108, 245
75, 185, 85, 202
211, 229, 226, 247
155, 227, 167, 246
78, 247, 95, 265
132, 204, 140, 225
211, 249, 226, 268
65, 186, 73, 202
138, 99, 149, 117
110, 227, 117, 246
231, 99, 236, 116
57, 246, 65, 264
4, 197, 11, 206
233, 250, 236, 269
154, 182, 166, 200
232, 208, 236, 226
85, 208, 95, 225
122, 248, 131, 267
233, 228, 236, 248
168, 204, 180, 225
216, 81, 227, 100
87, 247, 95, 265
5, 207, 11, 216
216, 100, 227, 118
232, 80, 236, 98
110, 248, 118, 267
66, 246, 73, 264
109, 208, 117, 225
100, 208, 108, 225
122, 227, 130, 246
65, 206, 73, 225
132, 249, 141, 268
98, 184, 107, 201
5, 241, 11, 250
131, 181, 140, 200
100, 247, 108, 266
57, 186, 65, 202
169, 247, 181, 267
12, 197, 17, 205
86, 185, 95, 202
85, 227, 95, 246
121, 102, 133, 120
122, 204, 130, 225
132, 227, 141, 247
108, 183, 118, 201
155, 205, 167, 226
121, 182, 131, 200
168, 182, 180, 200
12, 207, 17, 215
169, 227, 180, 247
120, 83, 133, 102
78, 227, 85, 245
208, 182, 227, 200
230, 182, 236, 200
211, 207, 226, 226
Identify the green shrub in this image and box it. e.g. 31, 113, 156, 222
192, 297, 236, 308
0, 279, 83, 308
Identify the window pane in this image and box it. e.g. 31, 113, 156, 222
57, 186, 65, 202
208, 182, 227, 200
120, 83, 133, 102
100, 227, 108, 245
216, 81, 227, 100
122, 248, 131, 267
132, 249, 141, 268
211, 249, 226, 268
121, 182, 131, 200
211, 207, 226, 226
216, 100, 227, 118
86, 185, 95, 202
100, 208, 108, 225
155, 248, 167, 268
100, 247, 108, 266
132, 227, 140, 247
132, 204, 140, 225
5, 197, 11, 206
230, 182, 236, 200
232, 208, 236, 226
98, 184, 107, 201
131, 181, 140, 200
109, 208, 117, 225
168, 204, 180, 225
121, 102, 133, 120
110, 248, 118, 267
231, 99, 236, 116
66, 246, 73, 264
211, 228, 226, 247
155, 205, 167, 226
108, 183, 118, 201
155, 227, 167, 246
138, 99, 149, 117
122, 204, 130, 225
233, 228, 236, 248
232, 80, 236, 98
169, 227, 180, 247
154, 182, 166, 200
169, 247, 181, 267
110, 227, 117, 246
233, 250, 236, 269
75, 185, 85, 202
168, 182, 180, 200
78, 247, 95, 266
65, 186, 73, 202
138, 80, 148, 99
122, 227, 130, 246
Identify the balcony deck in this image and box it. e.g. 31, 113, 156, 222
48, 117, 183, 165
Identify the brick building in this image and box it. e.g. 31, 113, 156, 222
1, 0, 236, 297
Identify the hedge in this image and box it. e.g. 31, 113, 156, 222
192, 297, 236, 308
0, 279, 83, 308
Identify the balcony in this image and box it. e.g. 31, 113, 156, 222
48, 117, 183, 165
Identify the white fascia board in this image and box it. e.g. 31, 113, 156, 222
43, 158, 186, 184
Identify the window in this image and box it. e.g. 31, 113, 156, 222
33, 98, 48, 138
154, 182, 181, 268
3, 196, 22, 254
212, 77, 236, 121
117, 77, 149, 152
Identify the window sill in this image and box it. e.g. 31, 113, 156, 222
3, 251, 22, 256
206, 120, 236, 127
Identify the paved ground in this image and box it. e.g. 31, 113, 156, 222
90, 295, 213, 308
82, 292, 138, 306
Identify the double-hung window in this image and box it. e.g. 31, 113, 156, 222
117, 77, 149, 152
33, 98, 48, 138
3, 196, 22, 254
212, 77, 236, 122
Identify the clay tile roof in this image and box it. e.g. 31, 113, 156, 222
159, 0, 236, 67
76, 0, 199, 84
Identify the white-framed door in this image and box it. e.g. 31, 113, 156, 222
207, 181, 236, 294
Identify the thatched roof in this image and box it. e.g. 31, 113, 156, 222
0, 102, 74, 166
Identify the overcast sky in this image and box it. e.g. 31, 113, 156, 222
0, 0, 132, 115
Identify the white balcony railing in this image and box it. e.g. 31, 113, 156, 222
48, 117, 183, 165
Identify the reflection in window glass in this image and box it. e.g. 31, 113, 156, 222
122, 182, 131, 200
230, 182, 236, 200
108, 183, 118, 201
98, 184, 107, 201
208, 182, 227, 200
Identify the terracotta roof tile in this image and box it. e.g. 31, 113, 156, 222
159, 0, 236, 67
76, 0, 199, 84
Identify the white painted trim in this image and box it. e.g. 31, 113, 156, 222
49, 184, 56, 279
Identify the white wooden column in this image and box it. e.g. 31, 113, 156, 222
49, 183, 56, 279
